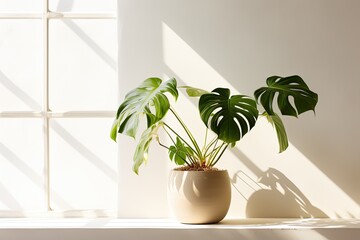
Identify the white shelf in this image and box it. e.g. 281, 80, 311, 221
0, 218, 359, 240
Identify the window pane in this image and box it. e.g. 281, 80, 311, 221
49, 118, 117, 210
0, 20, 43, 111
49, 0, 116, 13
0, 119, 44, 211
49, 19, 117, 111
0, 0, 42, 12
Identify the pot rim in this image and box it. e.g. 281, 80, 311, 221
170, 169, 228, 172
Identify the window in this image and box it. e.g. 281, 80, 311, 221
0, 0, 117, 217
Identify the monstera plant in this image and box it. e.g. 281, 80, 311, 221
111, 75, 318, 224
111, 75, 318, 173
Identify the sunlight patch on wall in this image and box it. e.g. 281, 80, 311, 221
162, 22, 235, 156
162, 22, 239, 94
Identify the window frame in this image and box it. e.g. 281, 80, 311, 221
0, 0, 117, 217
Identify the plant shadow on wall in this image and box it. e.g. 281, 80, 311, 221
232, 167, 328, 218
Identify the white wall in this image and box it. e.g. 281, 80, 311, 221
117, 0, 360, 218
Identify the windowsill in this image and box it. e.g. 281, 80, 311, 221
1, 218, 359, 229
1, 218, 359, 240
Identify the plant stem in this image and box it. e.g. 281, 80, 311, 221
208, 140, 218, 164
203, 136, 218, 158
163, 126, 176, 145
162, 122, 197, 156
186, 154, 197, 166
210, 143, 228, 166
203, 127, 208, 152
158, 141, 171, 151
169, 107, 203, 159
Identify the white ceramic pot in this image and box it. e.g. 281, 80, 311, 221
168, 170, 231, 224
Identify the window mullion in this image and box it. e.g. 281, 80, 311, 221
0, 13, 42, 19
48, 111, 116, 118
43, 0, 51, 212
47, 12, 116, 19
0, 112, 43, 118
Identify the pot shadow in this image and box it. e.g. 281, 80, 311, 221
232, 168, 328, 218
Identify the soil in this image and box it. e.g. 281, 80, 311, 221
173, 165, 220, 171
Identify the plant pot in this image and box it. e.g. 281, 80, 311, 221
168, 169, 231, 224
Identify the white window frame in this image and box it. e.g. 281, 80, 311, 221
0, 0, 117, 217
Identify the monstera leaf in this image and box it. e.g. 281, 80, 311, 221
199, 88, 259, 145
110, 77, 178, 141
263, 112, 289, 153
168, 137, 193, 165
178, 86, 209, 97
133, 122, 163, 174
254, 75, 318, 152
254, 75, 318, 117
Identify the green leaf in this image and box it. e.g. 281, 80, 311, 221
168, 146, 186, 165
168, 137, 193, 165
199, 88, 259, 144
111, 77, 178, 140
133, 122, 163, 174
110, 118, 120, 142
254, 75, 318, 117
263, 112, 289, 153
178, 86, 209, 97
